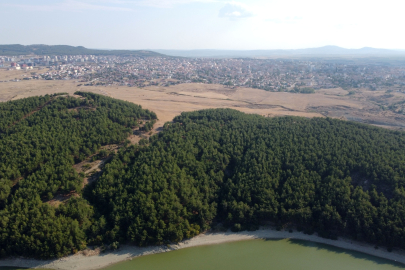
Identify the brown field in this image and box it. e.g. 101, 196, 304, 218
1, 69, 405, 130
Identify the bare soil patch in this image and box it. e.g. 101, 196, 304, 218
46, 191, 80, 207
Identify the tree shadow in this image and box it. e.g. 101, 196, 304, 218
265, 238, 405, 268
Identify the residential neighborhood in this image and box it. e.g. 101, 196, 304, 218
1, 54, 405, 92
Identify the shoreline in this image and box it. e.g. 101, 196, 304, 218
1, 228, 405, 270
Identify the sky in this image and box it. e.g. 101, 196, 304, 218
1, 0, 405, 50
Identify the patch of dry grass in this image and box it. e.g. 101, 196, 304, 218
1, 69, 405, 129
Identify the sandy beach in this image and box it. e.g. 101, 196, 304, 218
1, 228, 404, 270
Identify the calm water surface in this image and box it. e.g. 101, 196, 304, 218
104, 239, 405, 270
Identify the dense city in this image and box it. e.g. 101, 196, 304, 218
1, 54, 405, 92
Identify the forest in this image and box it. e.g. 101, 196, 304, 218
0, 92, 156, 258
87, 109, 405, 251
2, 96, 405, 258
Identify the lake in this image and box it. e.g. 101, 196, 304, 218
103, 239, 405, 270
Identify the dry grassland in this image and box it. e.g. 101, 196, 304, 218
1, 69, 405, 130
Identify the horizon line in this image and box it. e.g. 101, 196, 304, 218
2, 44, 405, 52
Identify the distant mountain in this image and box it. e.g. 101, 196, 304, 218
2, 44, 403, 58
295, 45, 402, 55
0, 44, 164, 57
153, 46, 405, 58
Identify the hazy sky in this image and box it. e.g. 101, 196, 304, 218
1, 0, 404, 50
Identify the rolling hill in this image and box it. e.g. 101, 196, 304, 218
2, 100, 405, 258
0, 44, 164, 57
